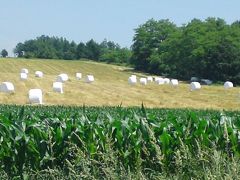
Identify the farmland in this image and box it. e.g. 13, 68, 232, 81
0, 58, 240, 179
0, 105, 240, 179
0, 58, 240, 110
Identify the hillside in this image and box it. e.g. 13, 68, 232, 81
0, 58, 239, 110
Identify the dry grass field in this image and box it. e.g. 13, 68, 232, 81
0, 58, 239, 110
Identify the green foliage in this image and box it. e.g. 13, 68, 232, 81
14, 36, 132, 64
131, 19, 178, 72
131, 17, 240, 84
100, 47, 132, 64
0, 105, 240, 178
0, 49, 8, 57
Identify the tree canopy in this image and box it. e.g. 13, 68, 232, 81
0, 49, 8, 58
131, 18, 240, 84
14, 35, 131, 64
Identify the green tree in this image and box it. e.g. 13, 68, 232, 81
76, 42, 87, 59
131, 19, 178, 72
85, 39, 101, 60
14, 43, 25, 57
1, 49, 8, 57
131, 17, 240, 84
100, 48, 132, 64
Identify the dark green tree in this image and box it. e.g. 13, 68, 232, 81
85, 39, 101, 60
76, 42, 87, 59
131, 19, 178, 72
14, 43, 25, 57
1, 49, 8, 57
131, 17, 240, 84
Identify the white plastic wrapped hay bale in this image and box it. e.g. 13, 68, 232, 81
140, 78, 147, 85
76, 73, 82, 80
85, 75, 94, 83
20, 73, 28, 80
163, 78, 170, 84
56, 74, 68, 82
224, 81, 233, 89
190, 82, 201, 91
28, 89, 43, 104
0, 82, 14, 93
147, 76, 153, 82
53, 82, 63, 93
21, 68, 29, 74
170, 79, 179, 86
35, 71, 43, 78
155, 77, 164, 85
128, 76, 137, 85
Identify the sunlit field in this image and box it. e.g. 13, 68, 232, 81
0, 58, 239, 110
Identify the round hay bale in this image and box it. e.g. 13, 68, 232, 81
170, 79, 179, 86
76, 73, 82, 80
224, 81, 233, 89
0, 82, 14, 93
85, 75, 94, 83
155, 77, 164, 85
20, 73, 28, 80
163, 78, 170, 84
28, 89, 43, 104
190, 82, 201, 91
56, 74, 68, 82
140, 78, 147, 85
128, 76, 137, 85
53, 82, 63, 93
35, 71, 43, 78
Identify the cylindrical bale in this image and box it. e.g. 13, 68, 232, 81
163, 78, 170, 84
20, 73, 28, 80
128, 76, 137, 85
85, 75, 94, 83
224, 81, 233, 89
155, 77, 164, 85
35, 71, 43, 78
28, 89, 43, 104
53, 82, 63, 93
147, 76, 153, 82
190, 82, 201, 91
140, 78, 147, 85
170, 79, 179, 86
56, 74, 68, 82
76, 73, 82, 80
0, 82, 14, 93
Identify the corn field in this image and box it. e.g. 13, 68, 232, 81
0, 105, 240, 179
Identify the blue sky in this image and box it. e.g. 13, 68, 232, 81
1, 0, 240, 56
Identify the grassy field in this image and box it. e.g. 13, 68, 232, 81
0, 58, 239, 110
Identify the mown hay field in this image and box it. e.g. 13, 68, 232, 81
0, 58, 239, 110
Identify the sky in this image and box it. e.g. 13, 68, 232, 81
0, 0, 240, 56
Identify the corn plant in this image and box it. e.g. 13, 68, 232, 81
0, 104, 240, 178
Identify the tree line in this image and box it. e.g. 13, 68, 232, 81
131, 18, 240, 84
14, 36, 131, 64
11, 17, 240, 84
